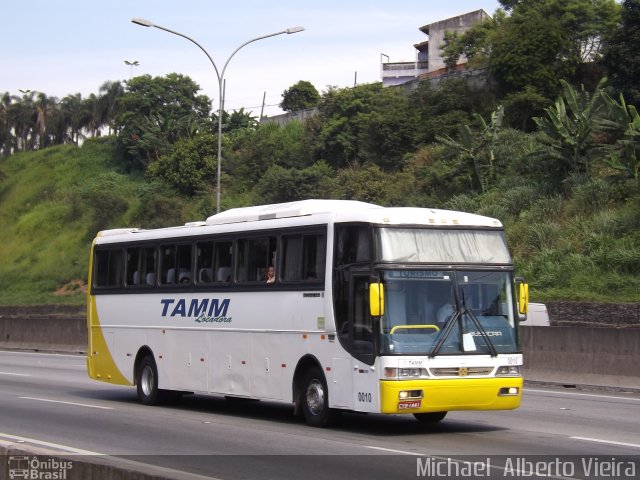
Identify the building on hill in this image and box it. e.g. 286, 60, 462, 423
381, 9, 491, 88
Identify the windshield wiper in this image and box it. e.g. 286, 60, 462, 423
462, 303, 499, 357
428, 311, 460, 358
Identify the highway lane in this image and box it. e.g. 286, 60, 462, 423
1, 350, 639, 479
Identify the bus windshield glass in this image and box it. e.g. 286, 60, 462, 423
376, 228, 511, 264
379, 270, 517, 356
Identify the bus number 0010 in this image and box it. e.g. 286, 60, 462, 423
358, 392, 372, 403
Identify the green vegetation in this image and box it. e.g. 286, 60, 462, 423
1, 0, 639, 306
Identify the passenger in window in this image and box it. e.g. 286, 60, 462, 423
265, 266, 276, 284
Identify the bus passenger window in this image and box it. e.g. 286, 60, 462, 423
302, 234, 325, 281
93, 249, 124, 288
141, 247, 156, 286
176, 244, 192, 285
125, 248, 139, 286
334, 225, 371, 266
282, 233, 325, 283
159, 245, 176, 285
214, 241, 232, 283
237, 237, 276, 284
196, 241, 214, 284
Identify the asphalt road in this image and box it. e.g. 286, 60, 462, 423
1, 350, 639, 479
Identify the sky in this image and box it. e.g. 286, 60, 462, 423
1, 1, 500, 118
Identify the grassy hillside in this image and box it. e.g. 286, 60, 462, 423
0, 139, 205, 305
0, 138, 639, 306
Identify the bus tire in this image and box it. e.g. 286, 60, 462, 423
301, 366, 338, 427
413, 411, 447, 423
136, 355, 167, 405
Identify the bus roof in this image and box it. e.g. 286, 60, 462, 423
205, 199, 502, 228
205, 199, 382, 225
96, 200, 502, 243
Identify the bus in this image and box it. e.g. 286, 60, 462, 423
87, 199, 529, 427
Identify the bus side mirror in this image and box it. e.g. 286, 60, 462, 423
370, 283, 385, 317
518, 282, 529, 317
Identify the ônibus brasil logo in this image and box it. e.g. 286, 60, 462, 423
160, 298, 232, 324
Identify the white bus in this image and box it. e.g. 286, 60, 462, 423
87, 200, 528, 427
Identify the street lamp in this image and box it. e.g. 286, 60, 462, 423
124, 60, 140, 78
131, 17, 305, 213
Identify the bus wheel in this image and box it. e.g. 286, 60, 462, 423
136, 355, 165, 405
413, 412, 447, 423
301, 367, 336, 427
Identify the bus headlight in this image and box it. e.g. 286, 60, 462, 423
496, 366, 521, 376
384, 367, 426, 379
498, 387, 520, 396
399, 389, 423, 399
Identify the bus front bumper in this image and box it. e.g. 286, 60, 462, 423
380, 377, 523, 414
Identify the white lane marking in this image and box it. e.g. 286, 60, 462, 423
571, 436, 640, 449
365, 445, 423, 456
19, 396, 113, 410
526, 388, 640, 402
0, 371, 31, 377
0, 432, 220, 479
0, 432, 100, 455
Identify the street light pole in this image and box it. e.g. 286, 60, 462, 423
131, 17, 304, 213
124, 60, 140, 78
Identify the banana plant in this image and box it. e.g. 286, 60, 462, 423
598, 92, 640, 180
533, 79, 607, 177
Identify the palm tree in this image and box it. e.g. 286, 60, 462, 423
0, 92, 12, 156
99, 80, 125, 135
60, 93, 83, 145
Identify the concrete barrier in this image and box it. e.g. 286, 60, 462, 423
520, 326, 640, 390
0, 305, 86, 353
1, 306, 639, 390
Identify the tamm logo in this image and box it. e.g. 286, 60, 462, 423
160, 298, 232, 324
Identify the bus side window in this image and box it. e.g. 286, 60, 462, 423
142, 247, 156, 286
237, 237, 276, 284
159, 245, 176, 285
176, 244, 192, 285
334, 225, 371, 266
94, 248, 124, 288
125, 247, 140, 286
283, 233, 325, 282
196, 241, 214, 284
214, 241, 232, 283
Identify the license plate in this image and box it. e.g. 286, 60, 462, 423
398, 400, 421, 410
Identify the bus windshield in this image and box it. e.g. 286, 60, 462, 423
379, 270, 517, 356
376, 228, 511, 264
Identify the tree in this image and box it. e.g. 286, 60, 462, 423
309, 83, 419, 170
147, 133, 217, 196
533, 79, 607, 179
99, 81, 125, 136
228, 120, 311, 188
280, 80, 320, 112
598, 91, 640, 179
410, 79, 495, 146
115, 73, 212, 170
601, 0, 640, 106
436, 106, 506, 193
254, 162, 334, 203
447, 0, 620, 99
